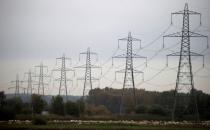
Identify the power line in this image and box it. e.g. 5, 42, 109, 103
23, 70, 35, 95
163, 3, 208, 122
8, 74, 24, 97
33, 62, 49, 96
75, 47, 102, 99
53, 54, 75, 101
112, 32, 147, 115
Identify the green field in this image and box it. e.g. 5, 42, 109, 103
0, 122, 210, 130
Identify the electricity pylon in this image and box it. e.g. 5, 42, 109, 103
163, 3, 208, 121
9, 74, 24, 97
53, 54, 75, 101
75, 47, 102, 99
24, 70, 34, 95
33, 62, 49, 96
112, 32, 147, 115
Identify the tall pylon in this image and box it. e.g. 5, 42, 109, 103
75, 47, 101, 99
163, 3, 208, 121
112, 32, 147, 115
9, 74, 24, 97
33, 62, 49, 96
24, 70, 34, 95
53, 54, 75, 101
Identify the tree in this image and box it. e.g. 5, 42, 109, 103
135, 105, 148, 114
77, 99, 85, 115
5, 97, 23, 114
50, 95, 64, 115
0, 92, 16, 120
31, 94, 45, 114
0, 91, 6, 107
65, 101, 79, 117
148, 105, 168, 116
85, 104, 110, 115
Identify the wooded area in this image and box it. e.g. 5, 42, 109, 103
0, 88, 210, 121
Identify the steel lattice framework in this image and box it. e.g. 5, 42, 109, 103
9, 74, 24, 97
53, 54, 75, 101
112, 32, 147, 115
24, 70, 34, 95
75, 47, 101, 99
33, 62, 49, 96
163, 3, 208, 121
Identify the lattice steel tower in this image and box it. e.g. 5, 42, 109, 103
34, 62, 49, 96
75, 47, 101, 99
24, 70, 34, 95
163, 3, 208, 121
9, 74, 23, 97
112, 32, 147, 115
53, 54, 75, 101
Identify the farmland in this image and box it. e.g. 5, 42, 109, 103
0, 120, 210, 130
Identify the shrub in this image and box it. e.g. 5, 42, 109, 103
148, 105, 167, 116
0, 106, 15, 120
65, 101, 79, 117
50, 95, 64, 115
32, 116, 47, 125
85, 105, 110, 115
31, 94, 46, 114
135, 105, 148, 114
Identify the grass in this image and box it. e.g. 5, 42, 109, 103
0, 122, 210, 130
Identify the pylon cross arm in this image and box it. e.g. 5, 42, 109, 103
90, 65, 102, 68
56, 57, 71, 60
53, 68, 74, 71
189, 31, 207, 37
77, 78, 85, 81
132, 54, 147, 59
34, 83, 48, 85
74, 65, 86, 68
112, 54, 127, 58
118, 38, 128, 41
167, 51, 203, 56
172, 10, 200, 15
80, 52, 97, 55
91, 77, 100, 80
164, 32, 182, 38
8, 87, 16, 89
166, 52, 205, 67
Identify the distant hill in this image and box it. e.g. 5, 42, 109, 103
6, 94, 81, 104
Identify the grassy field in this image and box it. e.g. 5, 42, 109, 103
0, 122, 210, 130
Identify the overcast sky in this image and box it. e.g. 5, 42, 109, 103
0, 0, 210, 96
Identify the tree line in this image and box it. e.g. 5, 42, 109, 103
0, 87, 210, 121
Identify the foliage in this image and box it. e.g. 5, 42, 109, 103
21, 103, 32, 115
87, 88, 210, 120
0, 106, 15, 120
0, 91, 6, 107
0, 93, 23, 120
77, 98, 85, 115
32, 116, 47, 125
85, 104, 110, 116
148, 105, 168, 116
31, 94, 46, 114
50, 95, 64, 115
135, 105, 148, 114
65, 100, 79, 117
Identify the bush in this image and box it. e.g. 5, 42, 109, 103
50, 95, 64, 115
85, 105, 110, 115
135, 105, 148, 114
148, 105, 167, 116
32, 116, 47, 125
65, 101, 79, 117
21, 103, 32, 115
0, 106, 15, 120
31, 94, 46, 114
